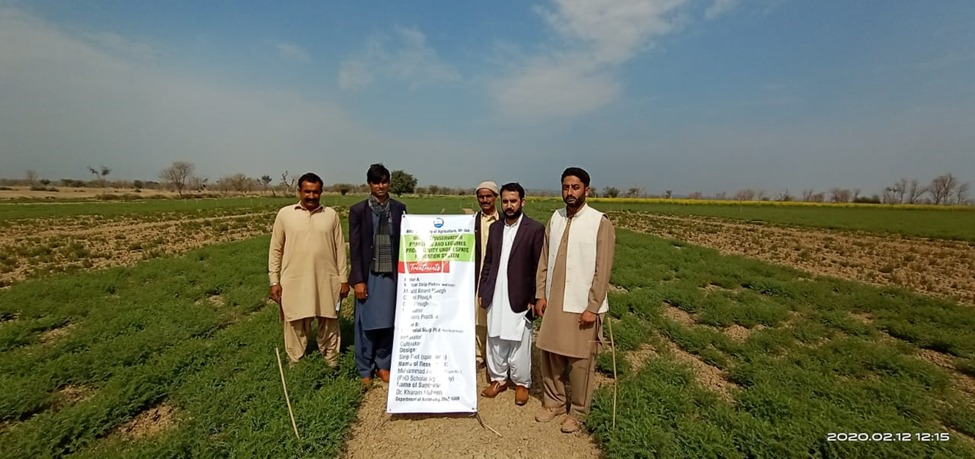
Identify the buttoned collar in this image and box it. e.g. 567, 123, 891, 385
294, 202, 324, 213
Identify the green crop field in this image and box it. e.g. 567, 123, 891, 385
588, 230, 975, 457
0, 196, 295, 222
5, 193, 973, 240
584, 199, 975, 242
0, 238, 363, 457
397, 196, 975, 241
1, 196, 974, 457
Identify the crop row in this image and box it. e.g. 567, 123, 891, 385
0, 238, 362, 457
586, 230, 975, 457
609, 211, 975, 305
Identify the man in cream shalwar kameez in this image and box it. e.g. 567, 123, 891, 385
534, 167, 615, 434
473, 181, 499, 372
269, 172, 350, 365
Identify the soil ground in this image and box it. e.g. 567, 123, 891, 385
0, 186, 180, 200
113, 404, 177, 439
343, 365, 602, 458
0, 212, 272, 286
611, 212, 975, 305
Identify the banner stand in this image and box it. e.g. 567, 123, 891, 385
387, 215, 477, 414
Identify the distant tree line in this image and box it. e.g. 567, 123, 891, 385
598, 173, 971, 205
3, 166, 970, 206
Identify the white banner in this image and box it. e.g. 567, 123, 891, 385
386, 215, 477, 414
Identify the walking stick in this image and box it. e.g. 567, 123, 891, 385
607, 316, 618, 429
275, 347, 301, 440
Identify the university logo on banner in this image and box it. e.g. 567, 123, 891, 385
387, 215, 477, 414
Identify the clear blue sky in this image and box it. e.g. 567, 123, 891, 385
2, 0, 973, 196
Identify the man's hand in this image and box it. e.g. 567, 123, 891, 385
339, 282, 350, 299
477, 297, 482, 308
270, 284, 284, 322
534, 299, 547, 318
354, 282, 368, 301
579, 310, 597, 328
269, 284, 283, 304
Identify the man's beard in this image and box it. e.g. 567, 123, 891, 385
504, 208, 522, 220
563, 195, 583, 208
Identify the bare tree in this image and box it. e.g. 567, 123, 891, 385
810, 192, 825, 203
260, 175, 273, 195
625, 187, 643, 198
777, 189, 793, 201
907, 178, 926, 204
603, 186, 620, 198
217, 173, 256, 193
25, 170, 38, 186
734, 189, 756, 201
279, 170, 297, 194
852, 188, 861, 201
160, 161, 195, 196
801, 189, 815, 202
189, 176, 208, 192
85, 165, 111, 188
928, 173, 957, 205
956, 182, 970, 205
687, 191, 703, 200
714, 191, 727, 200
829, 188, 851, 203
894, 178, 909, 203
882, 186, 899, 204
87, 166, 100, 186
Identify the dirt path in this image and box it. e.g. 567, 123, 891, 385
611, 212, 975, 305
343, 350, 602, 458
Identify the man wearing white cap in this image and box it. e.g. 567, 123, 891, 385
473, 180, 499, 374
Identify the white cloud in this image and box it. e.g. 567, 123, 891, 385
491, 56, 621, 119
0, 5, 394, 181
537, 0, 687, 64
81, 31, 160, 60
491, 0, 688, 120
275, 42, 311, 63
337, 59, 373, 91
705, 0, 739, 20
338, 27, 460, 91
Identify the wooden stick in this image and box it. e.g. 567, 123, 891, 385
607, 316, 618, 429
475, 412, 503, 437
275, 347, 301, 440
